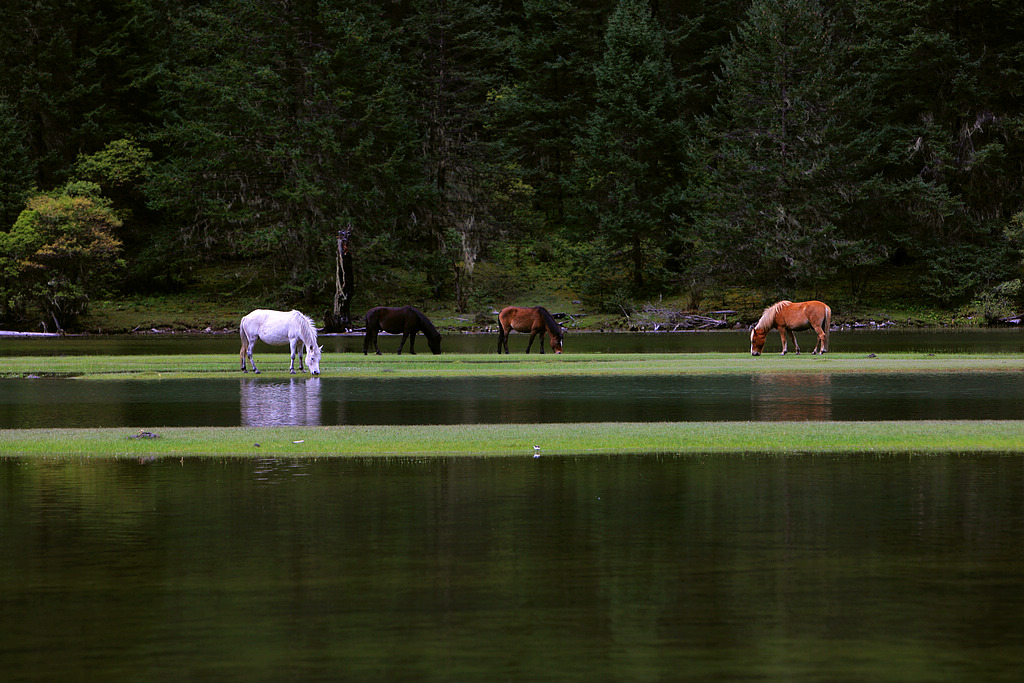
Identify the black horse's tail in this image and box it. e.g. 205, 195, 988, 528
363, 308, 379, 354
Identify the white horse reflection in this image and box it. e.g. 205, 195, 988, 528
240, 377, 322, 426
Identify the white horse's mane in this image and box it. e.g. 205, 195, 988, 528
754, 300, 793, 332
292, 310, 319, 352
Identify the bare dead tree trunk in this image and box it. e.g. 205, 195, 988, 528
323, 225, 354, 332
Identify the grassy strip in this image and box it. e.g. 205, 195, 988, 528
3, 421, 1024, 457
4, 352, 1024, 379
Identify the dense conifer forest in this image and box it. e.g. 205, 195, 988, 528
1, 0, 1023, 330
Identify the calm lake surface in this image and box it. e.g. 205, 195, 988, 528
3, 372, 1024, 428
4, 329, 1024, 679
2, 329, 1024, 428
2, 454, 1022, 681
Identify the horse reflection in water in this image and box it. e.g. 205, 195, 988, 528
751, 373, 832, 421
240, 377, 322, 426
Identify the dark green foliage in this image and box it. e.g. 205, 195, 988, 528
0, 96, 34, 229
0, 184, 124, 330
692, 0, 879, 295
1, 0, 1023, 319
573, 0, 691, 297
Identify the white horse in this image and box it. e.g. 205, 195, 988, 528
239, 309, 322, 375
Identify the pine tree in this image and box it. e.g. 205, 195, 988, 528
147, 0, 423, 301
0, 96, 34, 229
499, 0, 606, 226
693, 0, 875, 295
572, 0, 690, 303
852, 0, 1024, 304
396, 0, 512, 310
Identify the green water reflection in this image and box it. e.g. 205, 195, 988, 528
3, 372, 1024, 428
2, 454, 1022, 680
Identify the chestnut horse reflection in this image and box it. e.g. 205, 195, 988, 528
497, 306, 564, 354
750, 300, 831, 356
363, 306, 442, 355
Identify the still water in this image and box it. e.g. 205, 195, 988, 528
3, 372, 1024, 428
2, 454, 1022, 680
4, 329, 1024, 680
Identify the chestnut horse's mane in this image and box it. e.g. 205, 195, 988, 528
753, 300, 793, 332
536, 306, 564, 340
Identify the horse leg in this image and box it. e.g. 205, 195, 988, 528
288, 339, 298, 374
778, 328, 789, 355
790, 329, 802, 355
397, 332, 408, 355
248, 341, 260, 374
497, 325, 508, 354
363, 328, 380, 355
407, 330, 417, 355
525, 331, 537, 353
812, 323, 826, 354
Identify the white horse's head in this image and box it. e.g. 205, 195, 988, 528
305, 344, 322, 375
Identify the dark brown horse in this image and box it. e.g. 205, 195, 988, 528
750, 300, 831, 356
364, 306, 442, 355
497, 306, 564, 354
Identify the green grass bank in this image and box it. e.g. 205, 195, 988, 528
3, 351, 1024, 379
3, 421, 1024, 458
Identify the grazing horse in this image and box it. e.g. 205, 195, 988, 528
363, 306, 442, 355
240, 309, 322, 374
750, 300, 831, 356
497, 306, 564, 354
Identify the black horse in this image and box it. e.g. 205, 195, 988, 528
363, 306, 442, 355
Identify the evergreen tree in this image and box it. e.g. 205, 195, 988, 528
853, 0, 1024, 304
148, 0, 423, 302
693, 0, 876, 296
572, 0, 690, 306
0, 96, 34, 229
500, 0, 606, 226
397, 0, 512, 310
0, 0, 158, 186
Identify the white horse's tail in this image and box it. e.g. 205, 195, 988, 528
239, 318, 250, 371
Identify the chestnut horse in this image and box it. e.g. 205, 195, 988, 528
363, 306, 442, 355
750, 300, 831, 356
497, 306, 564, 354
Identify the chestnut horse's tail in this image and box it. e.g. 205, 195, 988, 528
822, 303, 832, 352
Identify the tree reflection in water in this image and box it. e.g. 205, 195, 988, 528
751, 373, 832, 421
240, 377, 322, 426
